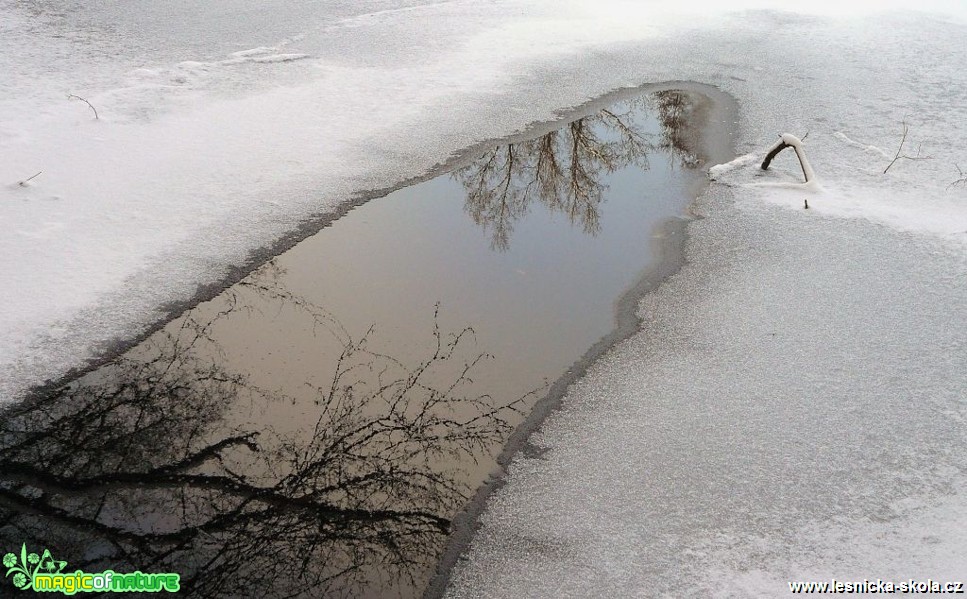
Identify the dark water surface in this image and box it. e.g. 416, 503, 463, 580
1, 89, 711, 598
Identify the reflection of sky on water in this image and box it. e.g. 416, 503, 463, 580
1, 282, 525, 598
0, 90, 708, 598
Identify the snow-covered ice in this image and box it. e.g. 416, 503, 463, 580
446, 192, 967, 598
3, 1, 967, 592
2, 2, 966, 402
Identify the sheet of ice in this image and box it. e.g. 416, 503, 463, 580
1, 3, 966, 408
447, 195, 967, 597
0, 0, 963, 400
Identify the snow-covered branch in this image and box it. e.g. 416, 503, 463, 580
760, 133, 815, 183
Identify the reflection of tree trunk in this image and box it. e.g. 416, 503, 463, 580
502, 144, 515, 199
535, 132, 562, 200
653, 90, 698, 167
569, 120, 582, 220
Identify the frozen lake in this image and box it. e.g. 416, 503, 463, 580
3, 1, 966, 597
0, 88, 725, 598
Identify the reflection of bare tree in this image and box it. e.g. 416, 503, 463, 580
652, 90, 700, 169
0, 273, 526, 598
455, 93, 699, 251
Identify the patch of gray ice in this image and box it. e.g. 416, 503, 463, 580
446, 189, 967, 597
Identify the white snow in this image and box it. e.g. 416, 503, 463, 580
708, 154, 758, 180
832, 131, 893, 160
3, 1, 967, 591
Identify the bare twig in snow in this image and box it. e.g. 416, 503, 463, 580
18, 171, 43, 186
67, 94, 99, 119
883, 122, 931, 174
949, 164, 967, 189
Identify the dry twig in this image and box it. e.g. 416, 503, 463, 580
17, 171, 42, 186
949, 164, 967, 189
67, 94, 99, 119
883, 122, 930, 173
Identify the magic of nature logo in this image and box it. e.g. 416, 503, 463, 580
4, 544, 180, 594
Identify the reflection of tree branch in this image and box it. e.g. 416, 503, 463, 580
0, 273, 527, 597
235, 259, 352, 346
455, 93, 699, 250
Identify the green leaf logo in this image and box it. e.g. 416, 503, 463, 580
3, 543, 63, 591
